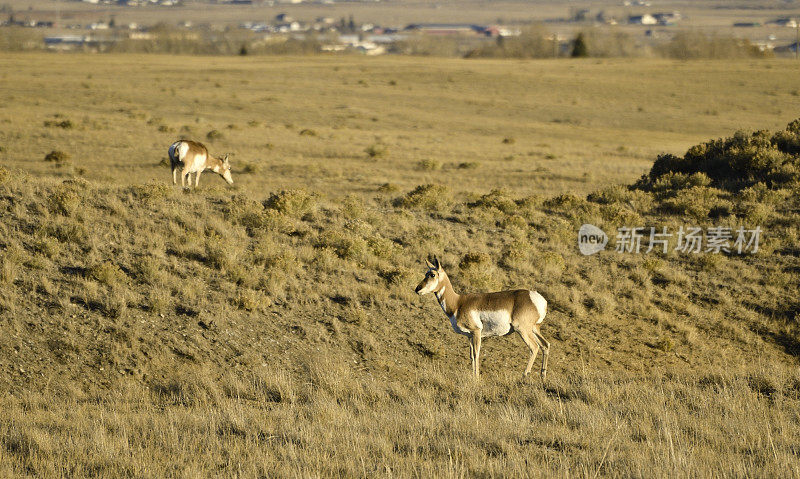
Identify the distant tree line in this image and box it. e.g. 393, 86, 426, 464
465, 26, 771, 59
109, 24, 324, 55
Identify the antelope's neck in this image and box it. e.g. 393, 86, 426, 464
435, 277, 460, 318
206, 156, 221, 172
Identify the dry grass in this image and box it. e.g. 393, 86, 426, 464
0, 53, 799, 476
2, 365, 800, 477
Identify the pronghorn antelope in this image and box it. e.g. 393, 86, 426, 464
415, 255, 550, 379
168, 140, 233, 188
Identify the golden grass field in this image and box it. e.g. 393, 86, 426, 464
0, 53, 799, 477
4, 54, 800, 196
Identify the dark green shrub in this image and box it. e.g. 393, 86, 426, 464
640, 120, 800, 192
571, 33, 588, 57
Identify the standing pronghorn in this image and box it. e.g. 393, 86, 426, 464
168, 140, 233, 188
415, 255, 550, 379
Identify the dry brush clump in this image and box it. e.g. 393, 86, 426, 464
43, 150, 70, 167
393, 184, 452, 211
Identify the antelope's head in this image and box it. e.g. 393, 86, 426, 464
219, 154, 233, 185
415, 255, 447, 295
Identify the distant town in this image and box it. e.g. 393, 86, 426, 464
2, 1, 799, 56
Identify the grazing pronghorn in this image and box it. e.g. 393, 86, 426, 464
415, 255, 550, 379
168, 140, 233, 188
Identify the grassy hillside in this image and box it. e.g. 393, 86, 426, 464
0, 54, 799, 476
1, 119, 799, 475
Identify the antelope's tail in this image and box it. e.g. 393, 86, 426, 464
168, 141, 182, 166
529, 290, 548, 324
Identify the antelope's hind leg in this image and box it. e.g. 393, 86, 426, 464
532, 330, 550, 381
518, 329, 540, 377
182, 170, 192, 189
468, 338, 475, 375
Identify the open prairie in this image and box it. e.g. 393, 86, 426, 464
3, 54, 800, 196
0, 53, 799, 477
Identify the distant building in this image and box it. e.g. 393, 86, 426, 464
571, 9, 590, 22
653, 12, 681, 25
404, 24, 488, 36
775, 41, 800, 54
628, 14, 657, 25
766, 18, 798, 28
45, 35, 86, 50
596, 11, 617, 25
128, 31, 154, 40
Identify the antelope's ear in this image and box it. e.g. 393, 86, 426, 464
425, 256, 435, 269
223, 154, 230, 164
433, 255, 441, 270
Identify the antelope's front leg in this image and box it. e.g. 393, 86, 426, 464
195, 171, 201, 187
172, 167, 178, 185
468, 338, 475, 374
470, 332, 482, 377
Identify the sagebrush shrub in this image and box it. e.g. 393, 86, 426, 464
364, 143, 389, 159
263, 189, 317, 218
470, 188, 517, 214
416, 159, 440, 171
315, 230, 368, 261
44, 119, 73, 129
47, 188, 80, 216
458, 252, 499, 291
394, 184, 451, 211
659, 186, 730, 220
44, 150, 70, 166
90, 261, 127, 287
